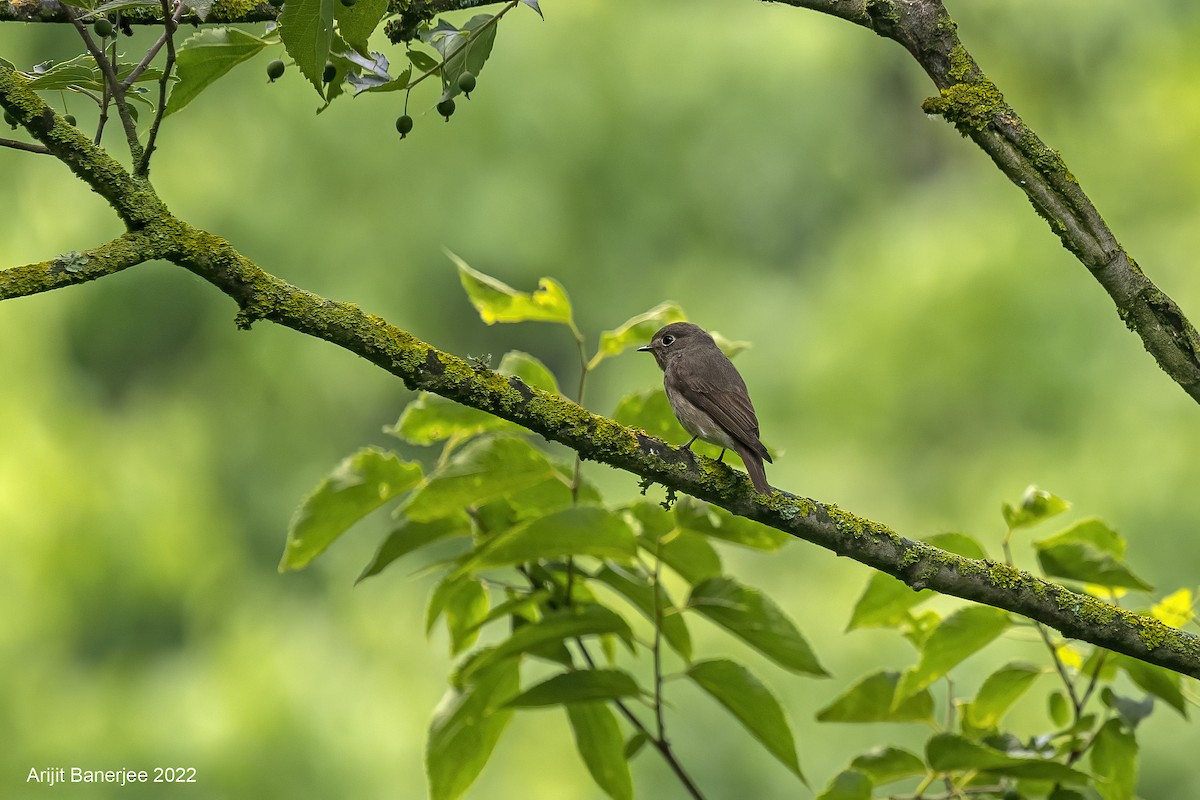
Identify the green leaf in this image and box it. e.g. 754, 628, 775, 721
589, 302, 687, 370
675, 497, 789, 551
1112, 654, 1187, 717
405, 436, 557, 522
279, 0, 335, 92
967, 662, 1045, 728
591, 564, 693, 660
613, 388, 680, 444
450, 252, 573, 326
688, 576, 826, 675
165, 29, 271, 117
924, 531, 988, 560
1034, 518, 1152, 591
814, 770, 871, 800
816, 671, 934, 723
357, 514, 470, 584
518, 0, 542, 17
1151, 587, 1195, 627
430, 14, 499, 102
458, 606, 633, 683
442, 578, 489, 656
387, 393, 518, 445
505, 669, 642, 708
457, 506, 637, 575
334, 0, 387, 55
1002, 485, 1071, 530
623, 732, 647, 760
926, 733, 1090, 783
627, 500, 723, 584
1048, 690, 1070, 728
849, 747, 926, 785
1091, 720, 1137, 800
426, 658, 518, 800
846, 573, 934, 631
687, 659, 804, 781
565, 702, 632, 800
895, 606, 1010, 701
279, 448, 422, 571
498, 350, 559, 393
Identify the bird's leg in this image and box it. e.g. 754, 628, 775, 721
716, 449, 726, 462
681, 436, 698, 450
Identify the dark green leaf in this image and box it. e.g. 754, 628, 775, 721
451, 252, 573, 326
591, 564, 692, 660
426, 658, 518, 800
926, 733, 1090, 783
405, 436, 556, 522
357, 514, 470, 583
1034, 518, 1152, 591
166, 29, 271, 117
675, 497, 789, 551
1002, 485, 1071, 530
458, 506, 637, 576
623, 732, 648, 760
1102, 690, 1154, 728
816, 671, 934, 723
279, 448, 422, 571
1090, 720, 1137, 800
334, 0, 387, 55
458, 606, 633, 683
687, 659, 804, 781
1112, 654, 1187, 717
613, 388, 679, 444
688, 576, 826, 675
849, 746, 926, 785
1048, 690, 1070, 728
968, 662, 1045, 728
566, 702, 632, 800
505, 669, 642, 708
895, 606, 1010, 701
498, 349, 560, 393
279, 0, 336, 92
814, 770, 871, 800
432, 14, 498, 102
589, 302, 686, 369
407, 48, 439, 71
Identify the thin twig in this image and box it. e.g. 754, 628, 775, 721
651, 530, 666, 740
404, 0, 519, 93
137, 0, 182, 176
0, 136, 50, 154
1035, 622, 1082, 713
66, 7, 142, 161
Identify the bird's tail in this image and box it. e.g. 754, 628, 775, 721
735, 443, 772, 495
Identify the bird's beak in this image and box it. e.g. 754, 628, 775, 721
636, 344, 653, 352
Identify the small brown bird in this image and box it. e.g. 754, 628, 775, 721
638, 322, 773, 494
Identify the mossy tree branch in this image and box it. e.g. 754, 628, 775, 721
2, 62, 1198, 682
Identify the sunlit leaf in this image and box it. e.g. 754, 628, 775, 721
688, 576, 826, 675
687, 659, 803, 780
279, 0, 336, 92
164, 29, 272, 117
926, 733, 1090, 783
1151, 588, 1195, 628
566, 702, 632, 800
1002, 485, 1071, 530
924, 531, 988, 560
895, 606, 1010, 702
816, 671, 933, 723
405, 436, 556, 522
505, 669, 642, 708
849, 747, 926, 785
589, 302, 686, 369
357, 514, 471, 583
814, 770, 871, 800
1034, 518, 1152, 591
591, 564, 692, 660
450, 251, 573, 326
967, 662, 1045, 728
426, 658, 518, 800
1091, 720, 1137, 800
279, 448, 422, 571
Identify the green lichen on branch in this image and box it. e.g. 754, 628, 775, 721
922, 79, 1006, 134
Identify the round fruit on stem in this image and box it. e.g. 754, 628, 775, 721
93, 17, 114, 38
457, 71, 476, 98
395, 114, 414, 138
436, 98, 455, 121
266, 59, 285, 82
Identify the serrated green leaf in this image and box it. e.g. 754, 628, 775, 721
165, 29, 271, 117
968, 662, 1045, 728
926, 733, 1090, 783
895, 606, 1010, 701
505, 669, 642, 708
814, 769, 871, 800
450, 252, 573, 326
1034, 518, 1151, 591
566, 702, 632, 800
816, 671, 934, 723
426, 658, 518, 800
431, 14, 498, 102
589, 302, 687, 370
613, 388, 680, 444
688, 659, 804, 781
405, 436, 556, 522
357, 514, 470, 583
849, 746, 926, 785
675, 497, 789, 551
1002, 485, 1071, 530
1112, 654, 1187, 717
1091, 720, 1137, 800
280, 0, 335, 92
688, 576, 826, 675
591, 564, 692, 660
498, 349, 559, 393
457, 506, 637, 576
458, 606, 633, 683
279, 448, 422, 571
334, 0, 387, 55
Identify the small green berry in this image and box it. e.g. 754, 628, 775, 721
457, 71, 476, 97
3, 110, 17, 129
266, 59, 285, 82
436, 97, 455, 121
395, 114, 414, 138
93, 17, 114, 38
64, 114, 77, 126
322, 62, 336, 83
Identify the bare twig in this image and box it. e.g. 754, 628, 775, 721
0, 136, 49, 154
136, 0, 183, 176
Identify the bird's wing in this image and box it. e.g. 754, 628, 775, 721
670, 357, 772, 463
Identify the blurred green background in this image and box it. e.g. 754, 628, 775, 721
2, 0, 1199, 796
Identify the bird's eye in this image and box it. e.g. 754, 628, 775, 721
662, 334, 676, 346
